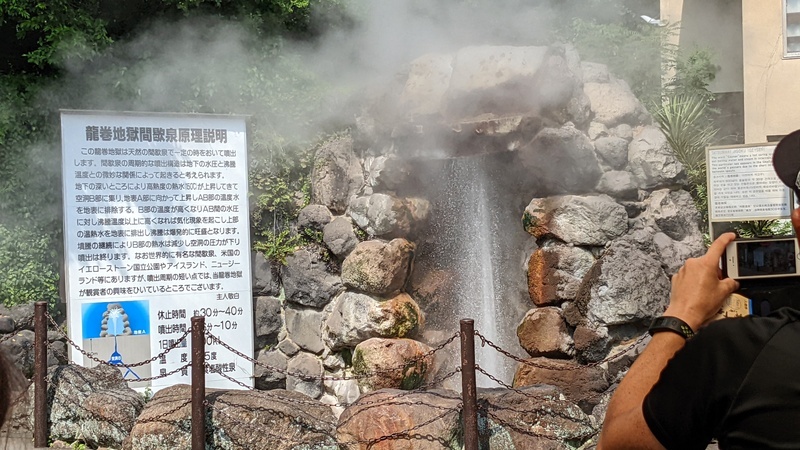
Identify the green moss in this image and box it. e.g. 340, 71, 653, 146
522, 211, 537, 232
399, 361, 426, 390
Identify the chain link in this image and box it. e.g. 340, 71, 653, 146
475, 330, 648, 370
137, 399, 193, 424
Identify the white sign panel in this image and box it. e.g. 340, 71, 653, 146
707, 145, 792, 221
61, 110, 253, 390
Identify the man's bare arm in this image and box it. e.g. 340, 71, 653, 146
597, 232, 739, 449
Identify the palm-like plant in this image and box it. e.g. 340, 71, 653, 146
654, 93, 718, 187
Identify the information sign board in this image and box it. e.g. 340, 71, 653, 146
60, 110, 253, 390
707, 144, 792, 221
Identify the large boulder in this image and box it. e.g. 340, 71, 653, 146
284, 304, 326, 354
347, 194, 429, 238
352, 338, 432, 392
527, 244, 595, 306
478, 385, 597, 449
286, 352, 324, 399
323, 292, 423, 351
127, 385, 338, 450
575, 239, 671, 326
323, 216, 360, 259
523, 195, 628, 246
513, 359, 610, 413
311, 134, 364, 214
253, 295, 282, 350
516, 307, 574, 358
336, 389, 461, 450
45, 364, 143, 449
341, 239, 415, 296
254, 348, 288, 390
627, 125, 685, 189
583, 63, 649, 127
281, 248, 342, 308
519, 125, 604, 195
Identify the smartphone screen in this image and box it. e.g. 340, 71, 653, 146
727, 239, 800, 279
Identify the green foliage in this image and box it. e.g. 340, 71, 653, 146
558, 17, 669, 107
252, 228, 304, 264
733, 220, 793, 239
0, 225, 59, 308
655, 93, 718, 228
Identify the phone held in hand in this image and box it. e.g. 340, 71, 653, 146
724, 238, 800, 280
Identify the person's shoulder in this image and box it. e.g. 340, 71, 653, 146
697, 307, 800, 344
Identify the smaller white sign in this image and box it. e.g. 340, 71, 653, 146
707, 145, 792, 221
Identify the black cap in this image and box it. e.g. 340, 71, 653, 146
773, 129, 800, 199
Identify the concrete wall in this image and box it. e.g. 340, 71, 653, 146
743, 0, 800, 143
661, 0, 744, 94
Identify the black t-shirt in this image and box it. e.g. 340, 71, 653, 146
643, 307, 800, 449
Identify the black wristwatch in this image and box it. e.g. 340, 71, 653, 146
648, 316, 695, 340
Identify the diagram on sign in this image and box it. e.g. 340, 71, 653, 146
82, 300, 152, 387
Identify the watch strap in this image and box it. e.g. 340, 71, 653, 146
648, 316, 695, 340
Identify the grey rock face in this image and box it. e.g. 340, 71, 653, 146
46, 364, 143, 449
254, 348, 288, 390
281, 248, 342, 308
284, 305, 326, 355
628, 125, 685, 189
595, 170, 638, 200
251, 251, 280, 296
0, 316, 14, 334
0, 303, 34, 330
310, 134, 364, 214
297, 204, 333, 232
594, 136, 629, 169
576, 239, 671, 326
364, 155, 413, 191
286, 352, 324, 399
583, 66, 650, 127
323, 216, 359, 259
253, 296, 282, 350
347, 193, 430, 238
520, 125, 604, 195
523, 195, 629, 246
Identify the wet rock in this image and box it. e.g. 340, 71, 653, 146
527, 244, 595, 306
523, 194, 628, 246
513, 359, 610, 413
323, 291, 423, 351
337, 389, 461, 450
352, 338, 432, 392
479, 385, 597, 449
347, 194, 429, 238
594, 136, 629, 170
517, 307, 574, 358
595, 170, 638, 200
575, 239, 671, 326
341, 239, 415, 296
364, 155, 413, 191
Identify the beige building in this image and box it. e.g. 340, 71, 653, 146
661, 0, 800, 144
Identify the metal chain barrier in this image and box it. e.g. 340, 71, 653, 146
207, 328, 461, 382
474, 330, 649, 370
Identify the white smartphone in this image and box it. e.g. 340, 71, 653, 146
725, 238, 800, 280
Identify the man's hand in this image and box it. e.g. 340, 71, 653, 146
664, 232, 740, 331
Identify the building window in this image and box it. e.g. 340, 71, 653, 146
786, 0, 800, 56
